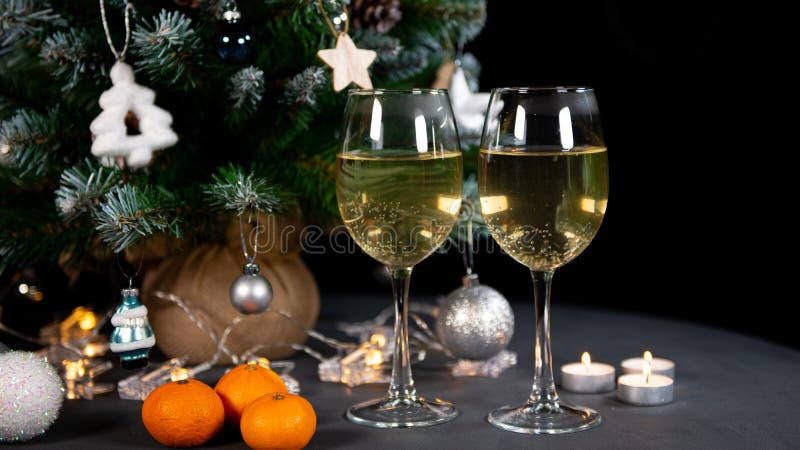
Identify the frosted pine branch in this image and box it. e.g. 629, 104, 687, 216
355, 30, 428, 82
94, 185, 182, 252
282, 67, 326, 106
0, 0, 64, 50
0, 109, 60, 176
55, 159, 122, 222
131, 9, 201, 88
204, 165, 284, 215
356, 32, 402, 62
40, 28, 108, 90
229, 66, 265, 114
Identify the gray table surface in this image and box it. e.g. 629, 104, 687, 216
9, 294, 800, 449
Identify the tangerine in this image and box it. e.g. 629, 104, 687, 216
141, 378, 224, 448
240, 392, 317, 450
215, 362, 288, 426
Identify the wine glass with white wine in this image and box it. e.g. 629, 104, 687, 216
336, 89, 463, 428
479, 87, 609, 434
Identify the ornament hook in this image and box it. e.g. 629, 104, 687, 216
99, 0, 134, 61
317, 0, 349, 38
238, 210, 261, 265
115, 250, 144, 289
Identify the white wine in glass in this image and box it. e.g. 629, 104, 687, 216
479, 87, 609, 434
337, 150, 462, 268
479, 146, 608, 270
336, 89, 463, 428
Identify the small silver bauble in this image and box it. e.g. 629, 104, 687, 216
436, 274, 514, 360
230, 263, 273, 314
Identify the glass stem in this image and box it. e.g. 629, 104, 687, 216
387, 266, 417, 401
528, 270, 560, 407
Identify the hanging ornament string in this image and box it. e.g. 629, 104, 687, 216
317, 0, 348, 37
238, 211, 261, 265
116, 251, 144, 289
316, 0, 376, 91
99, 0, 133, 61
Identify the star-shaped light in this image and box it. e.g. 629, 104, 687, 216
317, 33, 377, 92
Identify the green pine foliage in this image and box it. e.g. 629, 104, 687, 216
0, 0, 486, 275
203, 164, 285, 216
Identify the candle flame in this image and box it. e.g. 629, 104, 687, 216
170, 367, 189, 382
581, 352, 592, 370
644, 350, 653, 362
643, 359, 652, 384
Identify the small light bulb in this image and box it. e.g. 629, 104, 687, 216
78, 311, 97, 331
364, 349, 383, 367
170, 367, 189, 382
370, 334, 386, 347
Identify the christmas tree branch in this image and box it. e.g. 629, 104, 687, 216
0, 209, 91, 274
40, 27, 111, 90
282, 67, 326, 107
0, 108, 71, 176
55, 158, 122, 222
228, 66, 265, 122
131, 9, 202, 89
356, 31, 430, 83
0, 0, 65, 50
203, 164, 285, 215
94, 184, 182, 252
394, 0, 486, 47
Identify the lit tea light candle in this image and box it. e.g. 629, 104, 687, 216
621, 350, 675, 378
617, 358, 674, 406
560, 352, 615, 393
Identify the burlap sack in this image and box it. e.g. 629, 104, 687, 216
141, 243, 319, 364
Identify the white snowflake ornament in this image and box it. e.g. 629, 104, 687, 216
89, 61, 178, 169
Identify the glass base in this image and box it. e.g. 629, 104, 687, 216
347, 396, 458, 428
487, 401, 602, 434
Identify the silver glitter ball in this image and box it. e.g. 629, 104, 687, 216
436, 276, 514, 360
230, 263, 273, 314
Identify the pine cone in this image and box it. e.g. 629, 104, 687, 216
350, 0, 402, 33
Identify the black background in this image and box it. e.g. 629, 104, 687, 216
309, 3, 773, 345
2, 4, 777, 347
311, 4, 775, 344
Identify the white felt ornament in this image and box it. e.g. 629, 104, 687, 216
317, 33, 377, 92
89, 61, 178, 169
449, 66, 502, 139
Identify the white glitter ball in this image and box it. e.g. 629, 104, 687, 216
0, 351, 65, 442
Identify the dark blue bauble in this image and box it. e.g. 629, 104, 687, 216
213, 19, 254, 63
